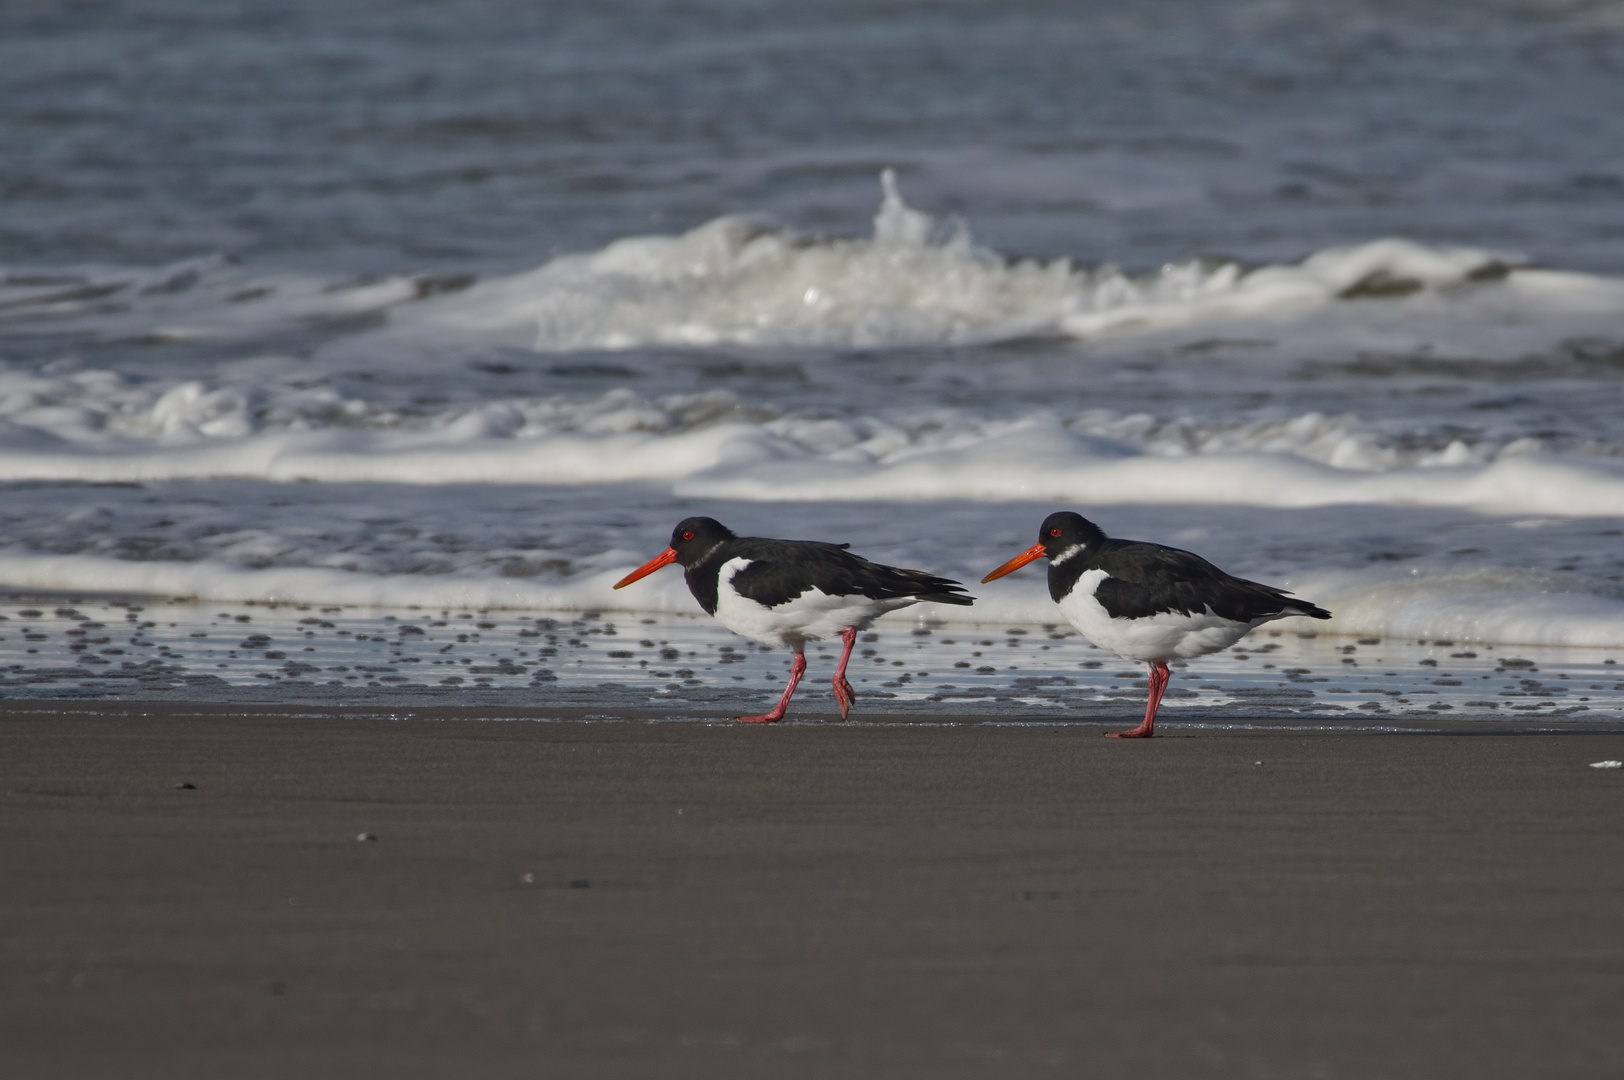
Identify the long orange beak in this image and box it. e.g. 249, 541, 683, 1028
981, 542, 1048, 583
613, 547, 678, 589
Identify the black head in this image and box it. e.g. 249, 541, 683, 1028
983, 511, 1109, 584
667, 516, 737, 567
1035, 512, 1107, 560
615, 516, 739, 590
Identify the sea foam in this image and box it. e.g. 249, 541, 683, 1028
4, 543, 1623, 650
4, 178, 1624, 647
4, 377, 1623, 519
387, 171, 1624, 356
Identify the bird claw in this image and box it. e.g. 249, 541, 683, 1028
833, 679, 855, 721
734, 713, 783, 723
1106, 726, 1154, 738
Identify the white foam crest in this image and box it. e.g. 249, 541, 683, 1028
6, 549, 1622, 648
4, 369, 1624, 516
0, 548, 1018, 627
4, 475, 1623, 645
0, 422, 787, 486
679, 415, 1624, 517
9, 178, 1623, 361
1056, 239, 1524, 338
389, 173, 1603, 353
0, 360, 776, 447
416, 185, 1078, 350
1066, 410, 1507, 471
0, 368, 789, 481
1298, 566, 1624, 648
0, 550, 638, 612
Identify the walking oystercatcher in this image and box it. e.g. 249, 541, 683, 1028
982, 511, 1331, 738
614, 517, 974, 722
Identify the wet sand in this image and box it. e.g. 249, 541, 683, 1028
3, 703, 1622, 1079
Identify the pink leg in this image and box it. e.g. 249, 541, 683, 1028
831, 627, 858, 721
1108, 660, 1169, 738
737, 650, 806, 723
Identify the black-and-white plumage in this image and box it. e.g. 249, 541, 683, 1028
616, 517, 973, 722
983, 511, 1330, 737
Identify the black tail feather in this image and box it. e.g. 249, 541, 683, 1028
890, 568, 975, 606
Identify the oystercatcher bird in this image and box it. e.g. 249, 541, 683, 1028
614, 517, 974, 722
982, 511, 1331, 738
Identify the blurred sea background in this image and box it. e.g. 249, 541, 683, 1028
4, 0, 1624, 710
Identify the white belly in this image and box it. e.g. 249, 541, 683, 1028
712, 558, 917, 649
1056, 568, 1268, 663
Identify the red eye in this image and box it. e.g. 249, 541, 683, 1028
682, 531, 694, 540
1049, 527, 1062, 537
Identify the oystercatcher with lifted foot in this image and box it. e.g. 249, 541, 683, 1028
615, 517, 974, 722
982, 511, 1331, 738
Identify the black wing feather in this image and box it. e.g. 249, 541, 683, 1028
728, 538, 974, 609
1065, 539, 1331, 622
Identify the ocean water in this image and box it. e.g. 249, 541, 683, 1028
4, 0, 1624, 715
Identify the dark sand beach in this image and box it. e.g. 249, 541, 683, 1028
3, 704, 1622, 1079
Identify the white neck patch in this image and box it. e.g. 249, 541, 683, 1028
1049, 543, 1088, 567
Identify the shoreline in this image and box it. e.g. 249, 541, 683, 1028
4, 594, 1622, 725
3, 698, 1624, 734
